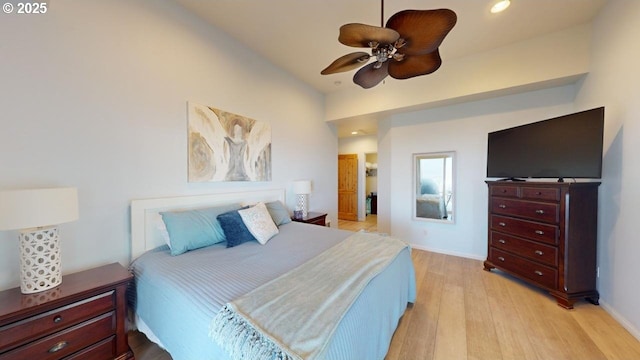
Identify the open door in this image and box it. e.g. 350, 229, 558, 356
338, 154, 358, 221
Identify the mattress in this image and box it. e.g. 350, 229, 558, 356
129, 221, 416, 360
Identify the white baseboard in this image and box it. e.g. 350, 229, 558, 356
409, 243, 486, 261
599, 300, 640, 341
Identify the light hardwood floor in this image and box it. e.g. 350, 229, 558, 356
129, 217, 640, 360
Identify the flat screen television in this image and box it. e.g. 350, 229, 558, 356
486, 107, 604, 181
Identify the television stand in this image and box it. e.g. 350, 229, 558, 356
497, 177, 526, 182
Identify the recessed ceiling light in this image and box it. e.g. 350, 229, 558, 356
491, 0, 510, 13
351, 131, 358, 135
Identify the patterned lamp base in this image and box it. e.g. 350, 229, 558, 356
19, 226, 62, 294
296, 194, 308, 217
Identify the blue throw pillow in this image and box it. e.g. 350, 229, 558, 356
160, 203, 241, 256
217, 208, 256, 248
265, 201, 291, 226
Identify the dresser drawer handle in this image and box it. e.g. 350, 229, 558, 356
498, 222, 506, 227
498, 239, 506, 244
498, 204, 506, 209
501, 189, 507, 193
53, 315, 62, 323
535, 209, 545, 214
534, 270, 544, 276
48, 341, 68, 353
534, 230, 544, 235
534, 250, 544, 256
498, 256, 505, 262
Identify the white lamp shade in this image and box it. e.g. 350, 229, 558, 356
293, 180, 312, 195
0, 187, 79, 230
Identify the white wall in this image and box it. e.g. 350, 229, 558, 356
573, 1, 640, 338
338, 135, 378, 221
0, 0, 336, 290
378, 85, 577, 258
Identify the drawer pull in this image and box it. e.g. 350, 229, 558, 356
48, 341, 68, 353
534, 270, 544, 276
498, 256, 505, 262
534, 250, 544, 256
498, 222, 506, 227
501, 189, 507, 193
534, 230, 544, 235
498, 239, 506, 244
535, 209, 545, 214
536, 191, 542, 195
53, 315, 62, 323
498, 204, 507, 209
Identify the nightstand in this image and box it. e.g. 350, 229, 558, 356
292, 212, 328, 226
0, 263, 134, 360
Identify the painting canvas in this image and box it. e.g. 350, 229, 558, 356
188, 102, 272, 182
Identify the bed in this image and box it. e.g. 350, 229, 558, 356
129, 189, 416, 360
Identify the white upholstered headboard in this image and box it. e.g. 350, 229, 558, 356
130, 189, 285, 261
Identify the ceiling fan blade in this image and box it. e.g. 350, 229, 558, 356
339, 23, 400, 48
388, 50, 442, 79
386, 9, 457, 56
321, 52, 371, 75
353, 61, 389, 89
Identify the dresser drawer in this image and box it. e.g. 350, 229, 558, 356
490, 198, 559, 223
0, 312, 115, 360
490, 185, 518, 198
489, 248, 558, 290
490, 231, 558, 267
521, 187, 560, 201
490, 215, 559, 245
0, 291, 114, 351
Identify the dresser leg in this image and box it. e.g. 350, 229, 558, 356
483, 261, 494, 272
586, 296, 600, 306
554, 296, 576, 310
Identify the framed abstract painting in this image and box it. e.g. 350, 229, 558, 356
188, 102, 272, 182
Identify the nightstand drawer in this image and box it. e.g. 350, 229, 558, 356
63, 336, 116, 360
0, 312, 115, 360
0, 291, 114, 351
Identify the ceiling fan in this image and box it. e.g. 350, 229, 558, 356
321, 1, 457, 89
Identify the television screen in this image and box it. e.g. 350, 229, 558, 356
486, 107, 604, 180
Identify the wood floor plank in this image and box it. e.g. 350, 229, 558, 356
463, 258, 503, 360
481, 268, 539, 360
433, 282, 467, 360
571, 302, 640, 360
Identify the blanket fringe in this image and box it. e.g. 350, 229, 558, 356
210, 304, 295, 360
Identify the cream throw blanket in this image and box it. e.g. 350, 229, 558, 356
209, 231, 409, 360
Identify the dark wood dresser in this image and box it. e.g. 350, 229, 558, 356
483, 181, 600, 309
0, 263, 134, 360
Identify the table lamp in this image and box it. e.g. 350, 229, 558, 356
293, 180, 312, 217
0, 187, 79, 294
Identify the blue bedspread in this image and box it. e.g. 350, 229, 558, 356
130, 222, 416, 360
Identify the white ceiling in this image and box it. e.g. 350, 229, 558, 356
174, 0, 606, 94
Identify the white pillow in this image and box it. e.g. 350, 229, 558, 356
238, 202, 279, 245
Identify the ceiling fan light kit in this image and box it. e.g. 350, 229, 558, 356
321, 2, 457, 89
